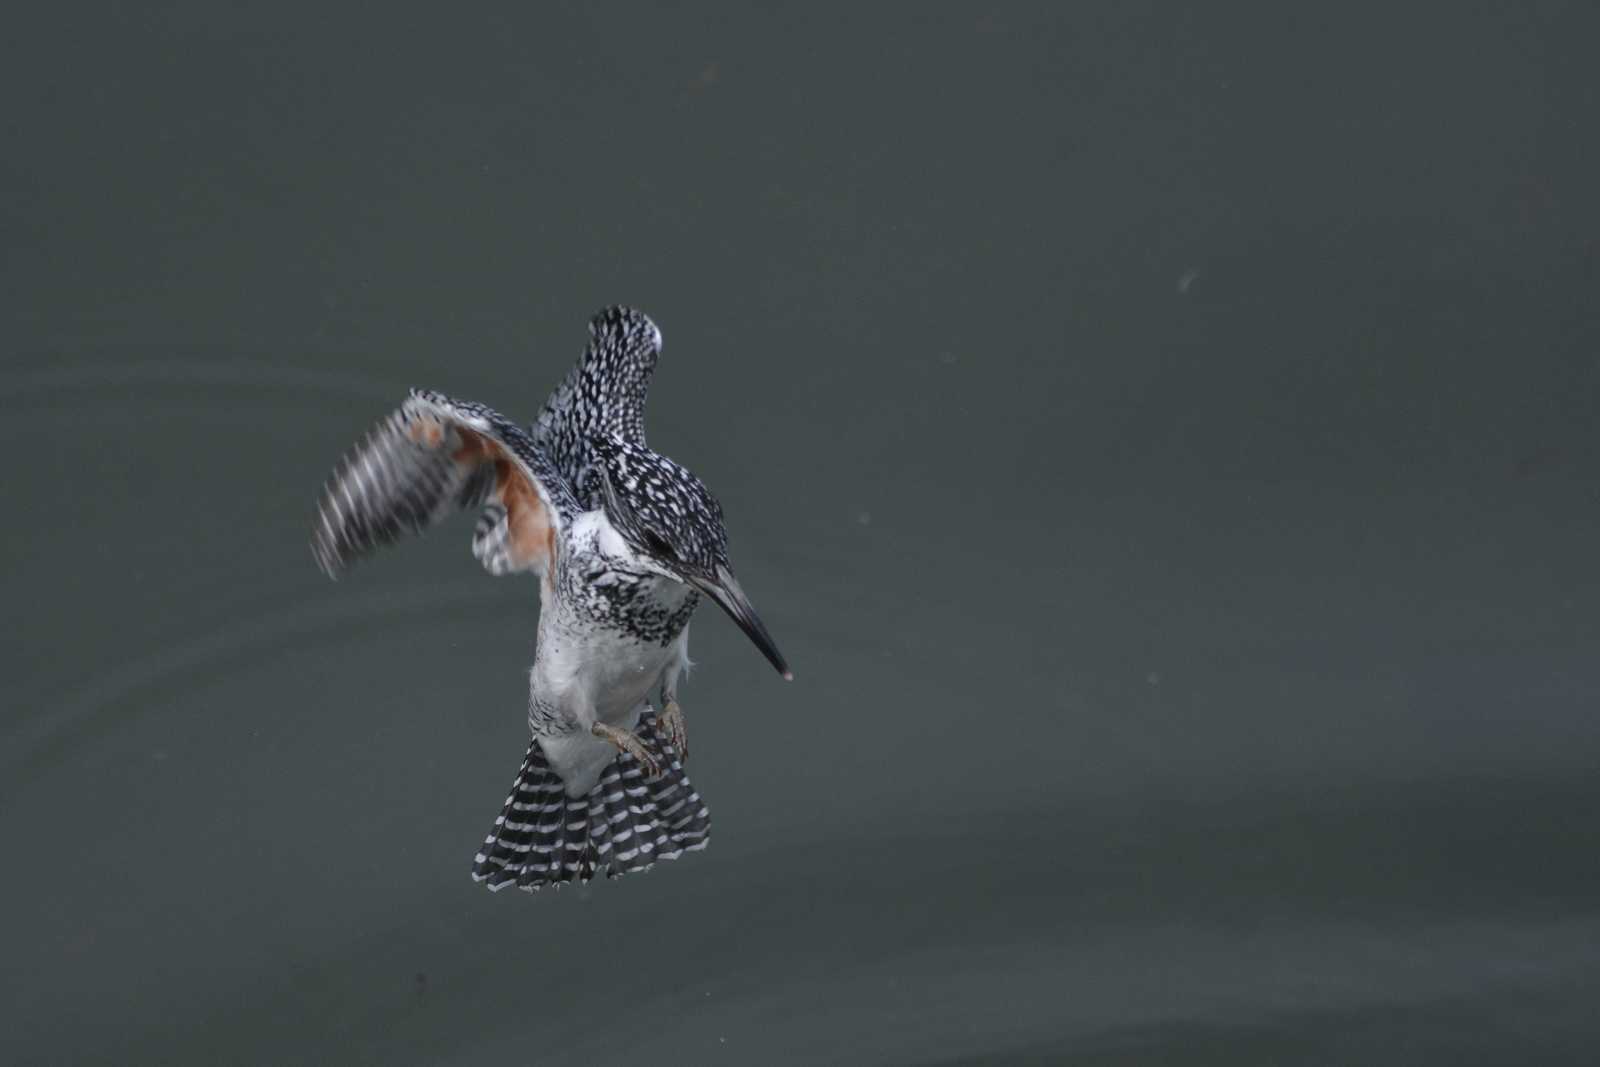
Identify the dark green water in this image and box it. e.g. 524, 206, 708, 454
4, 5, 1598, 1064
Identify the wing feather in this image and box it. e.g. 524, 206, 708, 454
531, 306, 663, 507
311, 390, 569, 580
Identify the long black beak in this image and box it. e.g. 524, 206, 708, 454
691, 565, 792, 680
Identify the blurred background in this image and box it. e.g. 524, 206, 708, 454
3, 4, 1597, 1063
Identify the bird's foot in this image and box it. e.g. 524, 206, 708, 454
658, 699, 689, 762
591, 722, 662, 780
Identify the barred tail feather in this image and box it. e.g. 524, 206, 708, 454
472, 712, 710, 892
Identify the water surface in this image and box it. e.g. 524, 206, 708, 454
3, 5, 1598, 1064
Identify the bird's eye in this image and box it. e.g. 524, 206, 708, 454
642, 530, 673, 558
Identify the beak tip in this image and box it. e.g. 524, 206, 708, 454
696, 568, 791, 682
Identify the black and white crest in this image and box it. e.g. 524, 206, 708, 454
592, 435, 729, 578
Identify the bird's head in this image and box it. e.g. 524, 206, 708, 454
591, 435, 791, 680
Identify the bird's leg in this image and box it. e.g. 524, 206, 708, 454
591, 722, 662, 780
658, 683, 688, 762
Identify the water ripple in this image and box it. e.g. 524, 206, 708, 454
2, 581, 525, 801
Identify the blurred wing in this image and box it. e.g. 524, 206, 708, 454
311, 389, 570, 580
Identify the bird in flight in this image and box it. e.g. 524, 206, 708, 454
310, 307, 790, 891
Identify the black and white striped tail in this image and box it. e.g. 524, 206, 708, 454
472, 712, 710, 892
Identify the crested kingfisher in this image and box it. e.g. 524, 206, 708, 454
310, 307, 791, 892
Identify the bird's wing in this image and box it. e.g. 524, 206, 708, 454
311, 389, 574, 580
532, 307, 663, 484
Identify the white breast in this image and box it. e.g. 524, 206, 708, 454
532, 625, 689, 795
529, 509, 694, 793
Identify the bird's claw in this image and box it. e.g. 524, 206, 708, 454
659, 699, 689, 762
592, 721, 664, 781
633, 749, 663, 781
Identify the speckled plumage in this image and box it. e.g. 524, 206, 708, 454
310, 306, 789, 892
520, 306, 662, 518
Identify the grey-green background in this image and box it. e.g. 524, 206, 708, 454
4, 4, 1597, 1064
